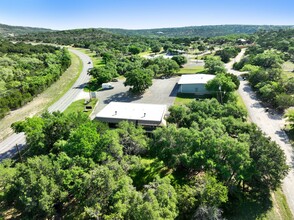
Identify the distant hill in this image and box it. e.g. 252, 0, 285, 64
104, 25, 294, 37
13, 28, 134, 48
0, 23, 52, 37
2, 23, 293, 39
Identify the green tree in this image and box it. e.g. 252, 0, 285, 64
101, 52, 115, 64
171, 55, 188, 67
177, 174, 227, 220
62, 122, 100, 158
4, 156, 66, 218
130, 177, 178, 220
258, 81, 281, 103
285, 110, 294, 130
89, 64, 117, 85
152, 56, 180, 77
124, 68, 153, 93
215, 47, 241, 63
204, 56, 226, 74
151, 124, 199, 170
77, 162, 138, 219
128, 45, 142, 55
206, 73, 237, 103
285, 77, 294, 94
252, 50, 283, 69
147, 64, 160, 76
193, 205, 224, 220
167, 105, 189, 127
151, 43, 161, 53
12, 116, 46, 155
12, 111, 90, 156
206, 73, 237, 93
117, 121, 148, 155
275, 93, 294, 110
245, 126, 289, 194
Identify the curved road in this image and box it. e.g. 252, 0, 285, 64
227, 49, 294, 216
0, 48, 92, 161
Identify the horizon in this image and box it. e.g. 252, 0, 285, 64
1, 23, 294, 32
0, 0, 294, 30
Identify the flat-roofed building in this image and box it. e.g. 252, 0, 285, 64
178, 74, 215, 95
95, 102, 167, 130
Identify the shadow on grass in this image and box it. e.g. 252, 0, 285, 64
177, 93, 214, 99
84, 82, 101, 92
285, 128, 294, 146
0, 193, 21, 219
224, 193, 273, 220
131, 158, 171, 190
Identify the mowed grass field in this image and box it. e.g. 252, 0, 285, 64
176, 65, 205, 75
63, 98, 98, 116
282, 61, 294, 80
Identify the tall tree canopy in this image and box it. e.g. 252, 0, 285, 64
124, 68, 153, 93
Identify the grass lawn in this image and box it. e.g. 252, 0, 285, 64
234, 91, 248, 114
63, 98, 98, 116
176, 66, 204, 75
173, 93, 214, 106
174, 93, 196, 106
44, 52, 83, 109
281, 61, 294, 81
139, 50, 152, 57
284, 109, 294, 146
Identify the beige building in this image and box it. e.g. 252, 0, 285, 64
95, 102, 167, 130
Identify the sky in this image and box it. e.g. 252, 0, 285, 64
0, 0, 294, 30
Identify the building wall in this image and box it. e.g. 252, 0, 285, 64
179, 83, 211, 94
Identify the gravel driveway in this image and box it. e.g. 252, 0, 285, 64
227, 49, 294, 216
236, 73, 294, 216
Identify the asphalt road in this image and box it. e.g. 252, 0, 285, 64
0, 48, 92, 161
227, 49, 294, 216
91, 77, 180, 119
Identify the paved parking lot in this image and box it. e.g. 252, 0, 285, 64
92, 77, 180, 117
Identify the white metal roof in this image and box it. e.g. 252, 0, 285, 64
178, 74, 216, 85
95, 102, 167, 124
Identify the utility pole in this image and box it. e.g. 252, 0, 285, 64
15, 144, 23, 163
219, 85, 223, 104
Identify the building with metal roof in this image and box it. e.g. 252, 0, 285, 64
95, 102, 167, 129
178, 74, 216, 95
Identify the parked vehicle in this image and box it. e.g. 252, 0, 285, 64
102, 83, 114, 90
84, 105, 93, 112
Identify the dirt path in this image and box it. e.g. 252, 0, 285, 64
0, 51, 81, 141
227, 49, 294, 216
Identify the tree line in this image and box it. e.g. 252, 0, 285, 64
233, 29, 294, 110
88, 54, 183, 93
0, 40, 71, 118
0, 95, 288, 219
